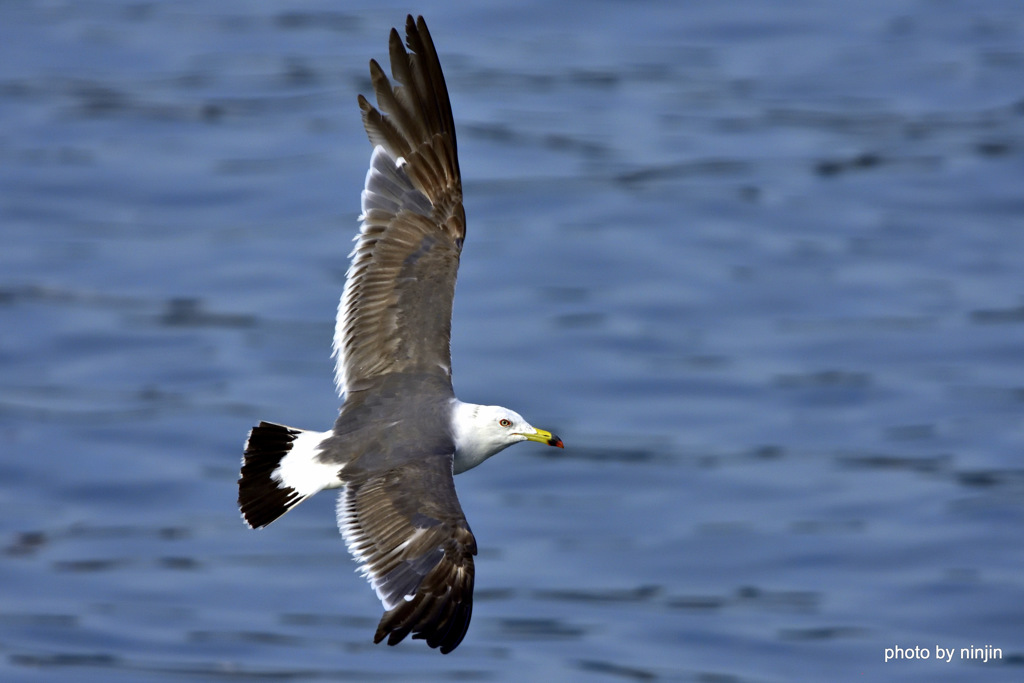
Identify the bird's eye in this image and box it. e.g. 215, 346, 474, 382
499, 418, 512, 428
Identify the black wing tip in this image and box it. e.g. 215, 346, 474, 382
359, 14, 457, 166
373, 563, 475, 653
407, 15, 431, 44
238, 421, 301, 528
373, 597, 473, 654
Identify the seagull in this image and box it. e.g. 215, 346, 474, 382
238, 15, 563, 654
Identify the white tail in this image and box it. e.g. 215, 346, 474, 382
238, 422, 341, 528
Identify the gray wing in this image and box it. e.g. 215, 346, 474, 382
333, 15, 465, 395
337, 455, 476, 654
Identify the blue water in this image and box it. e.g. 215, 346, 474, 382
2, 1, 1024, 681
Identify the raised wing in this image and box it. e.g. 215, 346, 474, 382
337, 455, 476, 653
333, 15, 465, 395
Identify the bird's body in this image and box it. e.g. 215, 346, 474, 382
238, 16, 562, 655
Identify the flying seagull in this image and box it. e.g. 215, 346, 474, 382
238, 15, 564, 654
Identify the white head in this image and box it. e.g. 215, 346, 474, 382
450, 401, 563, 474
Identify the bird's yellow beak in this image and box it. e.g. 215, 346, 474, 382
521, 429, 564, 448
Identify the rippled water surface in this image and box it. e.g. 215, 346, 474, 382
3, 1, 1024, 681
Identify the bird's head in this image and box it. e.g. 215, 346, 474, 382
451, 401, 563, 474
